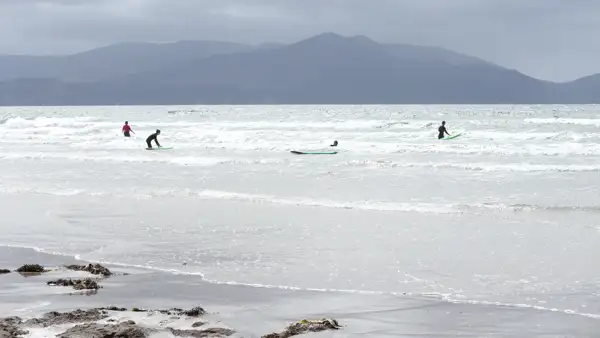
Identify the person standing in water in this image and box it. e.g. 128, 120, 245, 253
438, 121, 450, 139
146, 129, 161, 149
122, 121, 135, 137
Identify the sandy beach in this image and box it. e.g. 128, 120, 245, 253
0, 246, 598, 337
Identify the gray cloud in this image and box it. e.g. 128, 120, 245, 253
1, 0, 599, 81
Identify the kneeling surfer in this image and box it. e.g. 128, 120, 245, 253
330, 140, 338, 147
146, 129, 161, 149
438, 121, 450, 139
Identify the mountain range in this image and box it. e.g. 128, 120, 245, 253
0, 33, 598, 105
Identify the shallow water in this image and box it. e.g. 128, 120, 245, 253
1, 104, 599, 320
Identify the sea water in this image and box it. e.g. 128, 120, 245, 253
0, 104, 599, 319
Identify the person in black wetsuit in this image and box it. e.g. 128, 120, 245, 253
438, 121, 450, 139
146, 129, 161, 149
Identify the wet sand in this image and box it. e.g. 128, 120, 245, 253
0, 246, 598, 337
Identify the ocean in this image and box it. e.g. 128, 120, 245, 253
0, 104, 599, 335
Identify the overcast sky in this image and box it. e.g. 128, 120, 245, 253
1, 0, 598, 82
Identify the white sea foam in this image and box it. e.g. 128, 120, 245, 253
341, 160, 600, 172
443, 296, 600, 320
1, 186, 597, 214
2, 113, 600, 157
0, 152, 285, 167
525, 117, 600, 126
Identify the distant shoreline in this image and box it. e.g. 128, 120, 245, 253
0, 103, 598, 108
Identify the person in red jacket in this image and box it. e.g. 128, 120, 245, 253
122, 121, 135, 137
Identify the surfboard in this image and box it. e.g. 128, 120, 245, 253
442, 132, 463, 140
291, 150, 338, 155
146, 147, 173, 150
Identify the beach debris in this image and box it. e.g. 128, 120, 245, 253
166, 327, 235, 337
99, 306, 127, 312
47, 278, 101, 290
1, 306, 228, 338
65, 263, 113, 277
57, 321, 148, 338
24, 309, 108, 328
180, 307, 206, 317
130, 307, 206, 317
261, 318, 341, 338
107, 306, 206, 317
0, 269, 11, 274
0, 317, 28, 338
156, 308, 183, 315
15, 264, 46, 274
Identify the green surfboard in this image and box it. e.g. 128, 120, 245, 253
291, 150, 338, 155
146, 147, 173, 150
443, 133, 463, 140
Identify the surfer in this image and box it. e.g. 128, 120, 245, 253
146, 129, 161, 149
122, 121, 134, 137
438, 121, 450, 139
330, 140, 338, 147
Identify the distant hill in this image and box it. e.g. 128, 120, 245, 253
0, 40, 251, 82
560, 74, 600, 103
0, 33, 596, 105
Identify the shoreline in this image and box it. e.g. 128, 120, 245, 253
1, 246, 599, 337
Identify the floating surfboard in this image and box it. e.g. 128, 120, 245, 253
291, 150, 338, 155
442, 132, 463, 140
146, 147, 173, 150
